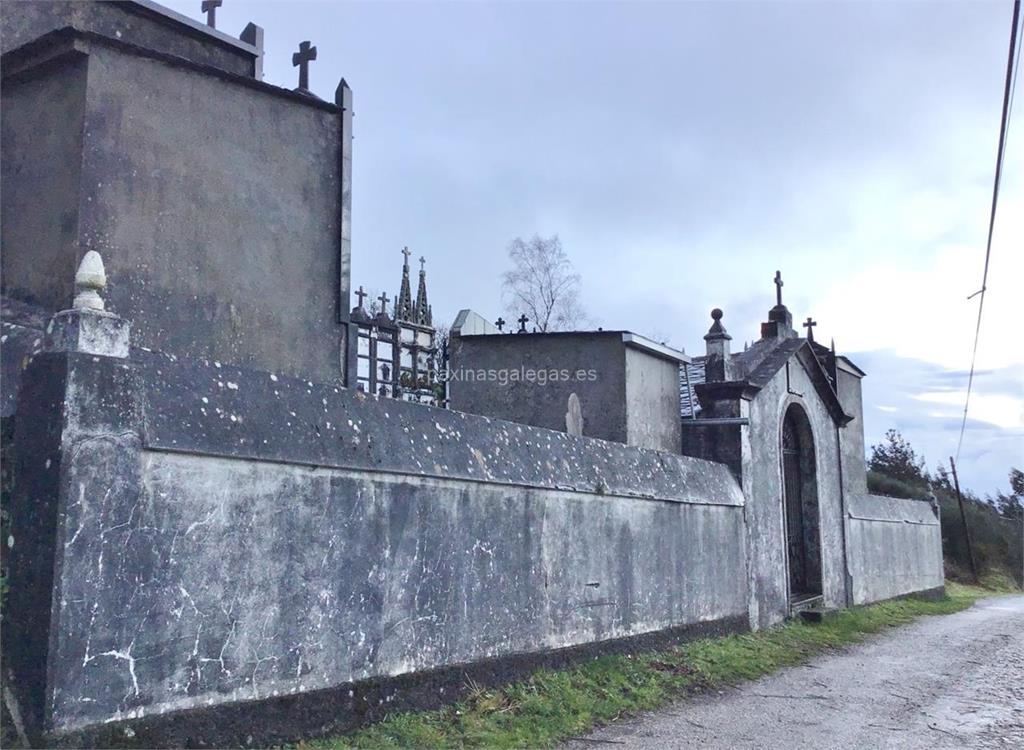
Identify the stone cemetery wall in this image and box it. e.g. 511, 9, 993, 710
7, 348, 748, 744
846, 493, 945, 605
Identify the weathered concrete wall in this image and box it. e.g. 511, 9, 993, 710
1, 31, 348, 383
624, 347, 681, 453
835, 365, 868, 498
7, 348, 747, 739
1, 57, 88, 311
846, 494, 944, 605
0, 0, 258, 76
744, 359, 848, 628
449, 332, 627, 444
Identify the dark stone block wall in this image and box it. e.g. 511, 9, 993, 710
2, 29, 349, 384
5, 348, 747, 740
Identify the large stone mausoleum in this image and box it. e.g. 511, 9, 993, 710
0, 2, 944, 746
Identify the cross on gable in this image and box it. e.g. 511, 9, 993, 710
354, 286, 367, 308
495, 317, 505, 331
803, 316, 817, 342
201, 0, 222, 28
517, 314, 529, 333
774, 270, 784, 306
377, 291, 389, 314
292, 41, 317, 91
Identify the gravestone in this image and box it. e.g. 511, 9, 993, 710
565, 392, 584, 436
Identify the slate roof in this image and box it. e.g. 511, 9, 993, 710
679, 335, 854, 426
680, 359, 705, 417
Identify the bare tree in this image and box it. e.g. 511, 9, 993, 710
501, 234, 586, 332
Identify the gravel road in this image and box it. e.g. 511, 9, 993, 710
573, 595, 1024, 749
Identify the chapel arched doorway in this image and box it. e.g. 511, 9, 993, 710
782, 404, 823, 601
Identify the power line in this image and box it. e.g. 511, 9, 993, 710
956, 0, 1022, 462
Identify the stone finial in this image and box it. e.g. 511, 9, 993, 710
704, 308, 732, 382
73, 251, 107, 311
704, 308, 732, 341
47, 249, 129, 358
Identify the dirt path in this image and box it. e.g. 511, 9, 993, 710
573, 595, 1024, 749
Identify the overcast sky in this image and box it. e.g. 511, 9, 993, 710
167, 0, 1022, 497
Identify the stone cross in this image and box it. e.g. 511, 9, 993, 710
774, 270, 784, 306
494, 317, 505, 332
377, 291, 389, 315
565, 393, 584, 437
354, 286, 367, 308
201, 0, 222, 28
803, 316, 817, 342
292, 41, 317, 92
517, 314, 529, 333
73, 251, 107, 311
419, 256, 426, 272
401, 246, 411, 265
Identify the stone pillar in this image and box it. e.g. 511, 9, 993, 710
703, 308, 733, 382
6, 250, 141, 738
45, 250, 130, 359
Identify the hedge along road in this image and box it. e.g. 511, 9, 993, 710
574, 595, 1024, 750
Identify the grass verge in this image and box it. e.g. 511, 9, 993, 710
299, 583, 1011, 749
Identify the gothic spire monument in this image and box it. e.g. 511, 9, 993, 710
350, 248, 440, 404
395, 246, 415, 321
415, 255, 432, 327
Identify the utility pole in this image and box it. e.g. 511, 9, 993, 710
949, 456, 979, 583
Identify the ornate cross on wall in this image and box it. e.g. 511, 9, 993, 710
774, 270, 784, 306
803, 316, 817, 342
292, 41, 317, 92
517, 314, 529, 333
201, 0, 222, 28
495, 317, 505, 332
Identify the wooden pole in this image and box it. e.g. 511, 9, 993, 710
949, 456, 979, 583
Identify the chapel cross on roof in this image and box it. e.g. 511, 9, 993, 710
774, 270, 784, 306
419, 256, 426, 272
292, 41, 317, 92
495, 317, 505, 332
201, 0, 222, 28
517, 314, 529, 333
803, 316, 817, 342
354, 286, 367, 308
401, 246, 411, 265
377, 291, 389, 314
